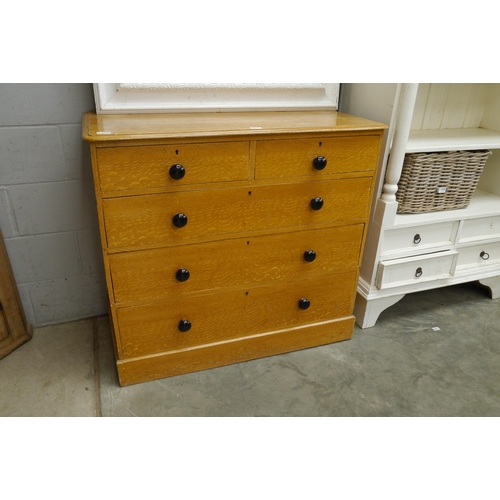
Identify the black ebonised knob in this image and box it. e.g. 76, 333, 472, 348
415, 267, 423, 278
169, 164, 186, 180
310, 197, 324, 211
176, 268, 190, 282
178, 319, 191, 332
414, 234, 422, 244
172, 213, 188, 228
480, 251, 490, 260
298, 298, 310, 310
313, 156, 327, 170
304, 250, 316, 262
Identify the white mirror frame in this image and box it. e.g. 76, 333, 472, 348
93, 83, 340, 114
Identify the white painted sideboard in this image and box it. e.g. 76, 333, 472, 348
341, 83, 500, 328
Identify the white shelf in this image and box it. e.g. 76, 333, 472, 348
406, 128, 500, 153
394, 189, 500, 226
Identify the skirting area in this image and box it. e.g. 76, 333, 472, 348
1, 282, 499, 417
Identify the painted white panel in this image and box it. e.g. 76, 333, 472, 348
481, 84, 500, 132
412, 83, 491, 131
441, 84, 473, 129
478, 150, 500, 198
94, 83, 339, 114
464, 84, 488, 128
422, 84, 450, 130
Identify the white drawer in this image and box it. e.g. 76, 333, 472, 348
456, 242, 500, 272
382, 222, 457, 258
376, 251, 457, 289
459, 216, 500, 243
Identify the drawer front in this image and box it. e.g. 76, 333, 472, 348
456, 242, 500, 272
110, 224, 365, 304
382, 222, 457, 257
459, 216, 500, 243
103, 177, 372, 250
116, 272, 358, 358
96, 141, 249, 192
255, 135, 380, 180
376, 251, 457, 289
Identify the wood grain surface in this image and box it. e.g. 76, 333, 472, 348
0, 229, 33, 359
83, 109, 386, 385
103, 177, 372, 250
255, 134, 380, 179
116, 317, 355, 386
109, 224, 364, 304
116, 271, 357, 358
83, 110, 387, 142
97, 141, 250, 192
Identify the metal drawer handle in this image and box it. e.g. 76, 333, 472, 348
414, 234, 422, 244
480, 251, 490, 261
415, 267, 423, 278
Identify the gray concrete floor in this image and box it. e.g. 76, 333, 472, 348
1, 281, 499, 417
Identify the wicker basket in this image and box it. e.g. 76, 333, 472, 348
396, 150, 492, 214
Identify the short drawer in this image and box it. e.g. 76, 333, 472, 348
382, 222, 457, 257
459, 216, 500, 243
96, 141, 249, 192
255, 135, 380, 180
103, 177, 372, 250
116, 272, 358, 358
376, 251, 457, 289
456, 242, 500, 272
109, 224, 365, 304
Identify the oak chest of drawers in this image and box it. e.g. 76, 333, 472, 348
83, 110, 386, 386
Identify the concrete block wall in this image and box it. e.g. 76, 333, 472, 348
0, 83, 107, 326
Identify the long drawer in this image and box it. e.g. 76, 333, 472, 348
116, 318, 355, 386
116, 271, 358, 358
109, 224, 365, 304
255, 135, 380, 179
103, 177, 373, 250
96, 141, 250, 192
